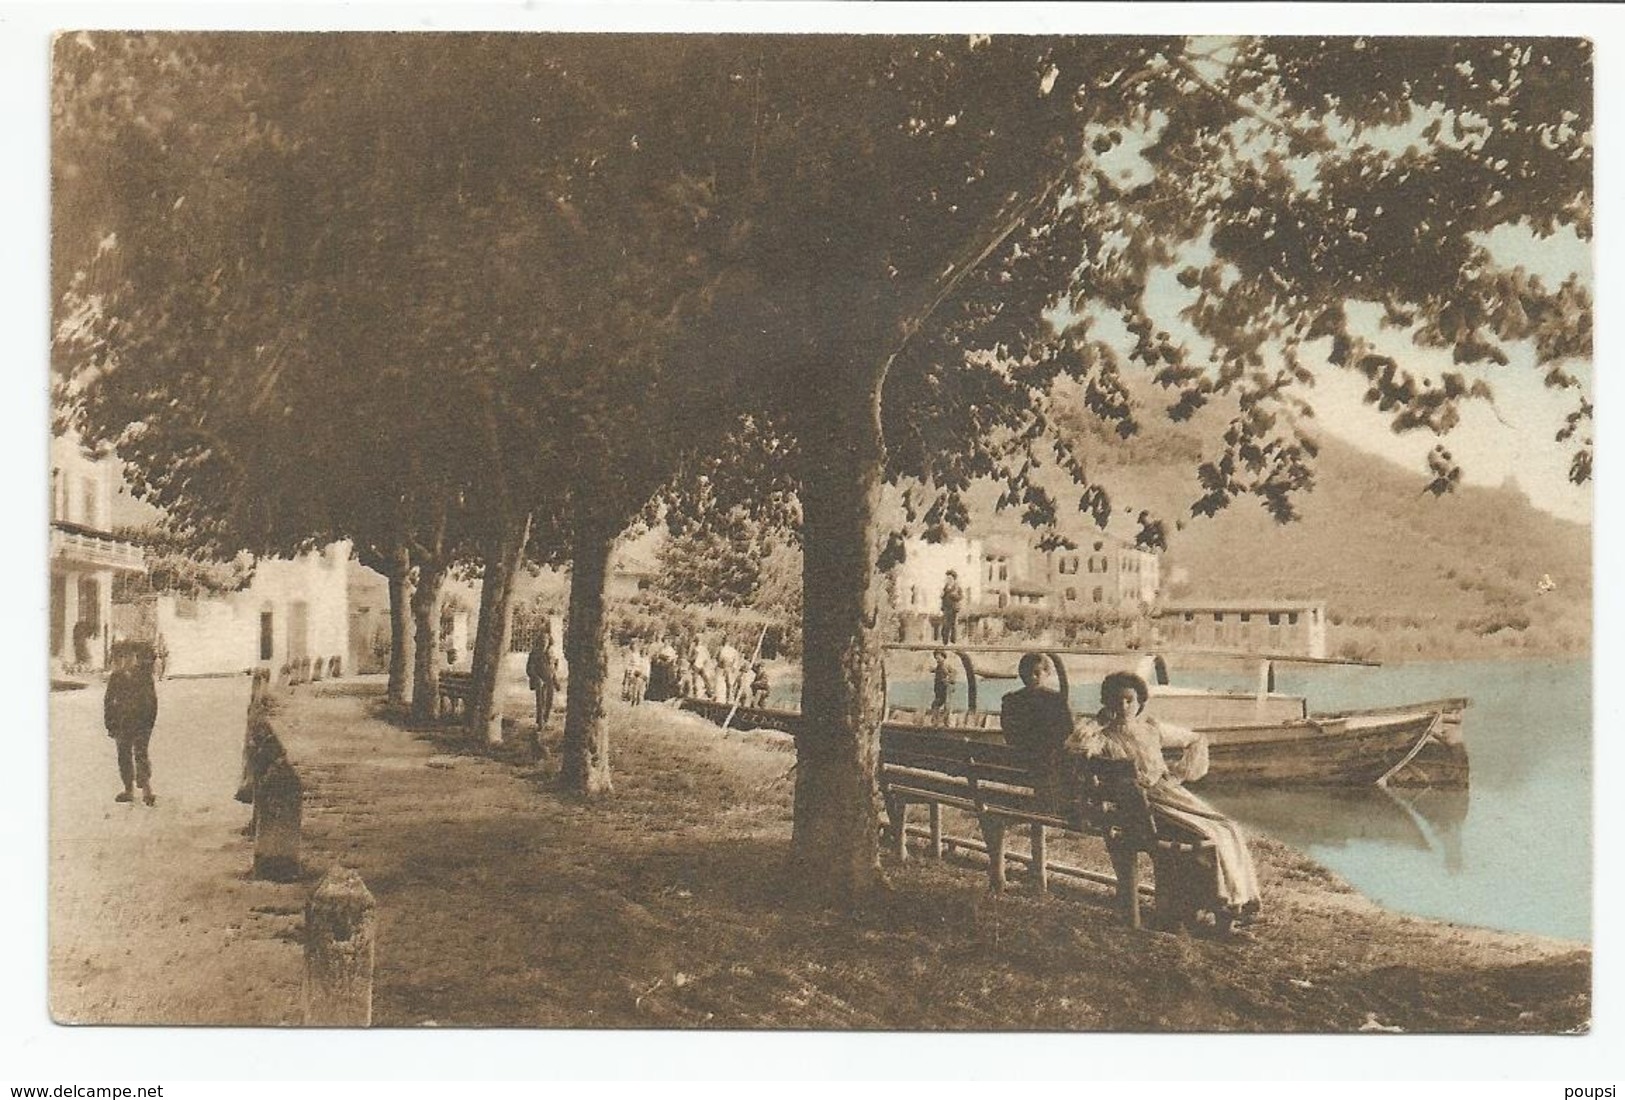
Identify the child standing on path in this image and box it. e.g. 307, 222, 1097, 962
104, 642, 158, 805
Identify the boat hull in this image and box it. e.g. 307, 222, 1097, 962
676, 697, 1470, 789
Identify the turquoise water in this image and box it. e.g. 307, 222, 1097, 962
770, 657, 1592, 941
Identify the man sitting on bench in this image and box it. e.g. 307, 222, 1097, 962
1000, 653, 1074, 765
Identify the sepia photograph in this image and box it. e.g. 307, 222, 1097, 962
20, 3, 1616, 1080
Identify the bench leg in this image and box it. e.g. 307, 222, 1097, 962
1030, 824, 1048, 895
1108, 842, 1141, 930
884, 795, 908, 861
1151, 849, 1201, 932
980, 816, 1008, 893
928, 803, 944, 860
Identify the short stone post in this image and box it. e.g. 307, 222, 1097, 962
253, 758, 302, 882
303, 867, 376, 1027
310, 655, 324, 682
329, 656, 342, 679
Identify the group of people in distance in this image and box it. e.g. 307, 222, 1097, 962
621, 633, 771, 710
522, 619, 774, 731
1000, 651, 1262, 936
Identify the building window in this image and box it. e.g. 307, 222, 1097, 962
1065, 587, 1076, 601
1240, 613, 1252, 623
81, 476, 98, 529
1183, 612, 1194, 622
1268, 612, 1281, 626
1288, 612, 1299, 625
259, 611, 275, 661
998, 561, 1008, 581
1092, 587, 1103, 603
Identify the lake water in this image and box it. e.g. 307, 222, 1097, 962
769, 656, 1591, 942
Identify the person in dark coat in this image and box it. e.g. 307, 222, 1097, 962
104, 641, 158, 805
939, 570, 963, 645
999, 653, 1074, 765
749, 662, 771, 708
930, 649, 955, 714
526, 623, 561, 730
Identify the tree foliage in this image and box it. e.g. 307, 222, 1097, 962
52, 32, 1592, 899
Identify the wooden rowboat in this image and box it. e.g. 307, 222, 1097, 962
677, 645, 1470, 789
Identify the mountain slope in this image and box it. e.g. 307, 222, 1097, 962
937, 390, 1591, 660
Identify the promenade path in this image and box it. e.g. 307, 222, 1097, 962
49, 674, 306, 1024
44, 673, 1590, 1031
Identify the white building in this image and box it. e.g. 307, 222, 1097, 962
891, 537, 984, 642
146, 543, 355, 677
49, 432, 145, 674
1154, 599, 1328, 659
889, 529, 1161, 639
1041, 533, 1161, 614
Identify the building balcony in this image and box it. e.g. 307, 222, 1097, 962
50, 521, 146, 574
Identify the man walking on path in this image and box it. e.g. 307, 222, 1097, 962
940, 570, 963, 645
527, 620, 562, 730
104, 641, 158, 805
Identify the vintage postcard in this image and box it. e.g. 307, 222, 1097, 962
24, 4, 1613, 1085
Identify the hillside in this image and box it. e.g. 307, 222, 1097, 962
939, 387, 1592, 662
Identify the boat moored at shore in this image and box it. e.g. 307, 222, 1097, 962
678, 644, 1470, 789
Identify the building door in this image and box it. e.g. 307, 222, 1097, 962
77, 576, 100, 633
50, 574, 66, 657
288, 601, 309, 662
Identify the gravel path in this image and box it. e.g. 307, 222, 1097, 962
49, 674, 306, 1025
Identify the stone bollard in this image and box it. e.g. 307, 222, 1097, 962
310, 655, 324, 682
329, 656, 342, 679
301, 656, 313, 683
253, 758, 302, 882
303, 867, 376, 1027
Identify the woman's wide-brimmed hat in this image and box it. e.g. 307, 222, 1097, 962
1099, 670, 1150, 708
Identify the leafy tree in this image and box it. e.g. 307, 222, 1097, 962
110, 524, 254, 600
614, 35, 1591, 899
55, 34, 1591, 905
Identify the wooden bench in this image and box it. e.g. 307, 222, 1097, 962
879, 727, 1215, 930
438, 671, 475, 716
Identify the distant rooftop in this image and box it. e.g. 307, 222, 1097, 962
1157, 598, 1325, 613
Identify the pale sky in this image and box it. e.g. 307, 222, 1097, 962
1298, 222, 1593, 526
1121, 198, 1594, 529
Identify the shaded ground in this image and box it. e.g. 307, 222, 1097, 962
49, 674, 1590, 1031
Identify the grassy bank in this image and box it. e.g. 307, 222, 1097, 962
270, 680, 1589, 1032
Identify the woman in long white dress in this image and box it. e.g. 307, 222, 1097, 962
1069, 671, 1262, 932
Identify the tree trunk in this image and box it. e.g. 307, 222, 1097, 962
409, 562, 446, 725
561, 509, 614, 797
386, 546, 416, 708
789, 358, 889, 905
467, 513, 532, 743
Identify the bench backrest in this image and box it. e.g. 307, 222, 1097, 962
879, 727, 1154, 842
